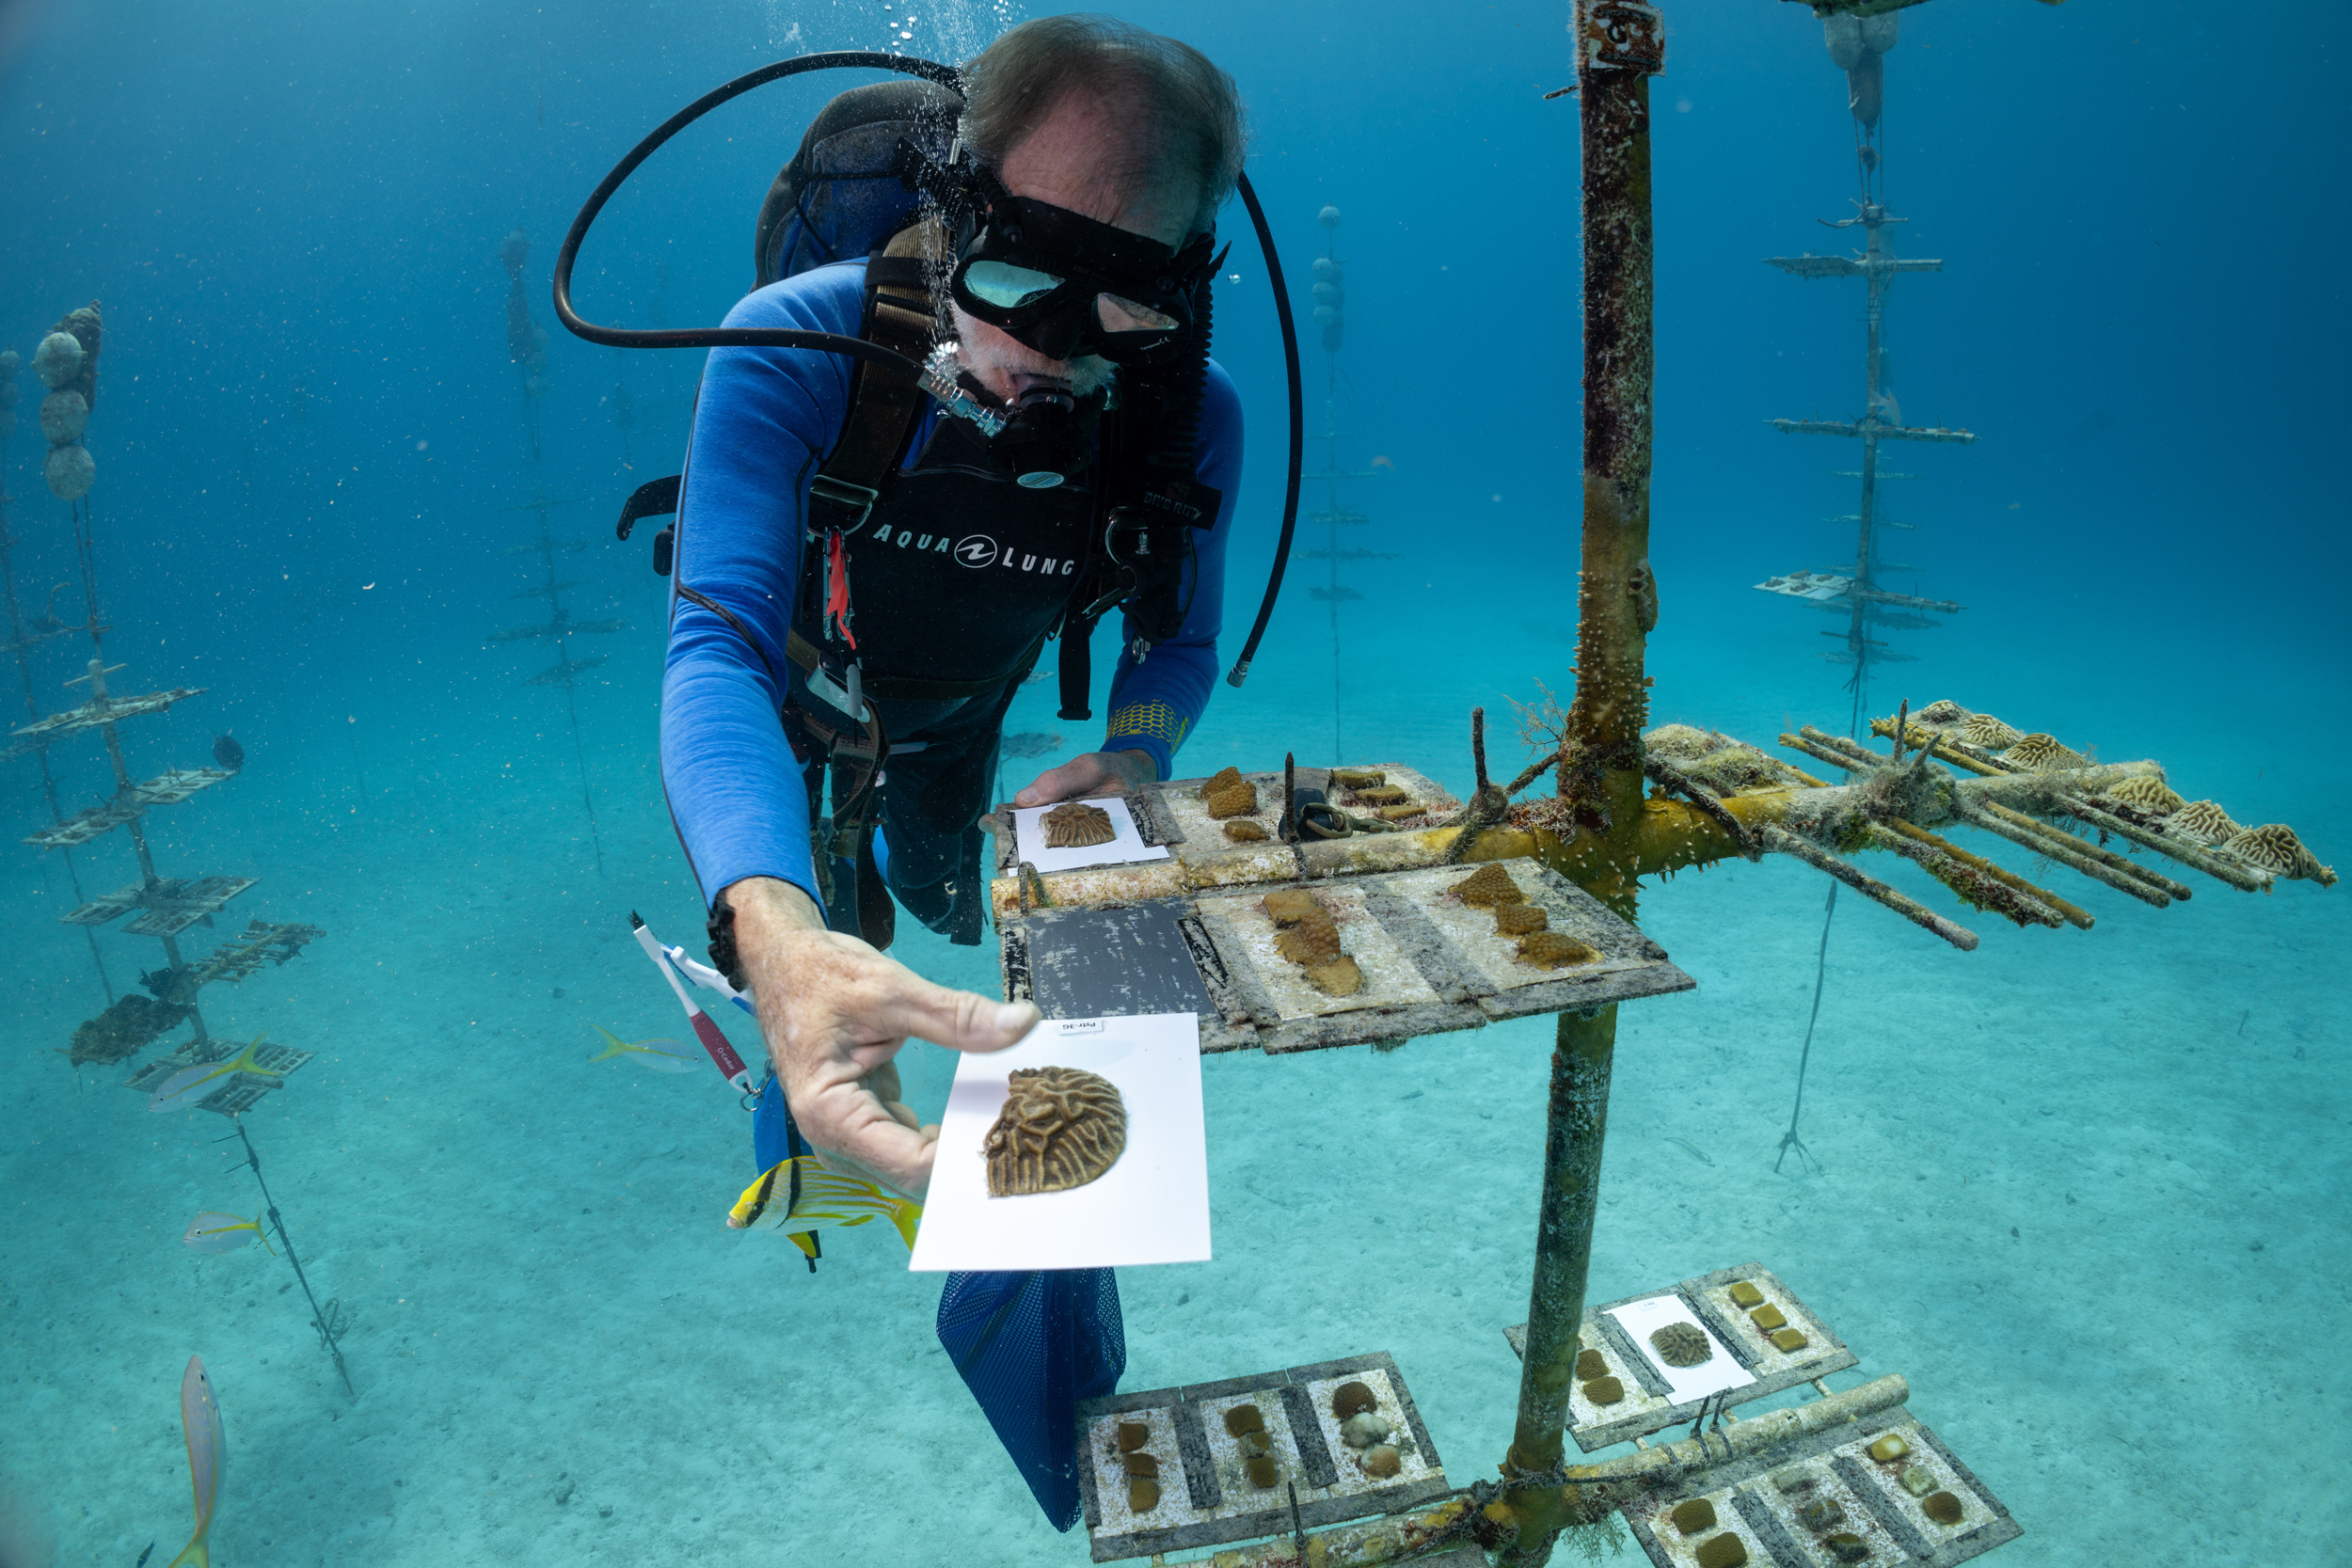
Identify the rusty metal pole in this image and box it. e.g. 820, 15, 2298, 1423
1496, 1008, 1618, 1566
1496, 6, 1662, 1562
1561, 0, 1661, 879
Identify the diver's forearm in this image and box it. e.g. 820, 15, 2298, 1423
726, 876, 825, 960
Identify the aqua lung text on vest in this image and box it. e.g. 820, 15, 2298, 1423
946, 533, 1077, 575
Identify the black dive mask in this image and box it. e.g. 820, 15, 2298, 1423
899, 142, 1216, 367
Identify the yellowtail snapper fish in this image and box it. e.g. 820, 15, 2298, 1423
182, 1212, 275, 1256
586, 1023, 703, 1074
167, 1355, 223, 1568
148, 1035, 280, 1114
728, 1156, 923, 1259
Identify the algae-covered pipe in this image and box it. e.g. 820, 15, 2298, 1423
1497, 6, 1666, 1564
1501, 1006, 1617, 1559
1449, 756, 2169, 904
1563, 1373, 1912, 1487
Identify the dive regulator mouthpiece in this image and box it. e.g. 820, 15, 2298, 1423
917, 346, 1006, 437
997, 385, 1082, 489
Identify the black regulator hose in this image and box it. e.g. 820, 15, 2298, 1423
1222, 172, 1303, 689
552, 51, 958, 373
1152, 266, 1210, 472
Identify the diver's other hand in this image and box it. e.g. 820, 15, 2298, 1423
725, 876, 1040, 1199
1013, 748, 1158, 807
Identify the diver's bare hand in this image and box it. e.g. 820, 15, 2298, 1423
1013, 748, 1157, 807
724, 876, 1038, 1199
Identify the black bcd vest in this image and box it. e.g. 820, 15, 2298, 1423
799, 396, 1103, 690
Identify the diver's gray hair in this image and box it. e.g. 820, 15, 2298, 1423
960, 16, 1246, 240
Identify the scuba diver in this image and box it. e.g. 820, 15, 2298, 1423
562, 16, 1296, 1531
656, 15, 1249, 1204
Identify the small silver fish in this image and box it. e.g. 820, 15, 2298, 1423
167, 1356, 223, 1568
586, 1024, 702, 1075
149, 1036, 280, 1114
183, 1212, 275, 1256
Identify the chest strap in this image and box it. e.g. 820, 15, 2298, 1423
806, 230, 946, 537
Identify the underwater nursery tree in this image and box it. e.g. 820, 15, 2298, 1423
6, 302, 327, 1090
1175, 3, 2329, 1565
489, 226, 619, 876
1298, 202, 1396, 760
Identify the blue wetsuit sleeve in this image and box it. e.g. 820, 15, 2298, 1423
1101, 359, 1243, 780
660, 264, 865, 910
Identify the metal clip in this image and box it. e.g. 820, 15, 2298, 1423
918, 346, 1009, 438
804, 663, 871, 723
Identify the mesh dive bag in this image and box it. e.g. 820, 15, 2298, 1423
937, 1268, 1127, 1531
752, 1077, 819, 1268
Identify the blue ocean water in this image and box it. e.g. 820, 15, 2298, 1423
2, 2, 2344, 1565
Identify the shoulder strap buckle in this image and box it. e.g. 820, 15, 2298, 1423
808, 473, 880, 530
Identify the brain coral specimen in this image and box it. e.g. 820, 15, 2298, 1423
1915, 699, 1966, 724
984, 1067, 1127, 1196
2169, 800, 2241, 845
2105, 776, 2184, 815
1649, 1322, 1713, 1369
2002, 733, 2089, 771
2223, 823, 2336, 884
1960, 715, 2022, 750
1041, 800, 1116, 848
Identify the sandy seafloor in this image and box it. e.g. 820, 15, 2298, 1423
2, 571, 2345, 1568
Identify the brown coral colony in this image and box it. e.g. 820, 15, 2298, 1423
1201, 766, 1259, 820
1205, 782, 1258, 819
1494, 902, 1549, 936
1649, 1322, 1713, 1368
1041, 800, 1116, 849
1223, 1400, 1278, 1477
1264, 889, 1362, 995
1112, 1419, 1161, 1514
1447, 864, 1597, 969
983, 1067, 1127, 1196
1518, 931, 1599, 970
1450, 863, 1523, 908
